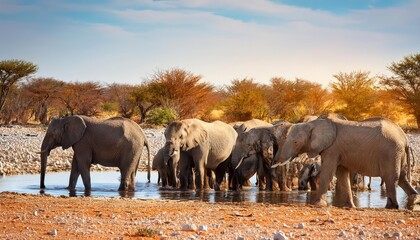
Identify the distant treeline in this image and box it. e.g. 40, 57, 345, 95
0, 54, 419, 127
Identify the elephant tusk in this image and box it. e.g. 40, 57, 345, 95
235, 157, 245, 170
271, 157, 292, 168
169, 149, 178, 157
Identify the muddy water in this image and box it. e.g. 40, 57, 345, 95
0, 171, 416, 209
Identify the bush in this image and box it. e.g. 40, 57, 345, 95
146, 107, 178, 126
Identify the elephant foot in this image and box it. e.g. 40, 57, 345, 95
214, 183, 221, 191
407, 194, 420, 210
313, 199, 328, 207
385, 198, 399, 209
281, 184, 291, 192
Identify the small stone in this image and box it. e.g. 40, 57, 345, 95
310, 218, 320, 222
198, 225, 208, 232
50, 229, 57, 236
384, 233, 390, 238
297, 223, 304, 229
358, 230, 365, 235
326, 218, 335, 223
172, 232, 180, 236
236, 236, 245, 240
393, 232, 403, 238
273, 231, 288, 240
338, 230, 346, 237
273, 219, 279, 223
33, 211, 38, 216
182, 224, 197, 231
282, 223, 289, 228
395, 219, 405, 224
155, 230, 164, 235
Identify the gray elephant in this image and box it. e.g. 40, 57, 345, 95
233, 119, 272, 135
298, 159, 321, 191
152, 148, 172, 187
232, 121, 292, 191
40, 115, 150, 192
231, 119, 272, 189
164, 119, 237, 190
272, 116, 418, 209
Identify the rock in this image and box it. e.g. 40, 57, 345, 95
393, 232, 403, 238
182, 224, 197, 231
358, 230, 365, 235
198, 225, 208, 232
395, 219, 405, 224
273, 231, 288, 240
338, 230, 346, 237
50, 229, 57, 236
236, 236, 245, 240
297, 223, 304, 229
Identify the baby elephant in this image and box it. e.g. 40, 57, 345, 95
298, 160, 321, 191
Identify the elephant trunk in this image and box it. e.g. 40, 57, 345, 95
40, 137, 53, 189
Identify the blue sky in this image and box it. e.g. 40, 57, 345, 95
1, 0, 419, 87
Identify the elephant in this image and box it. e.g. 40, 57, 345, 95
232, 121, 292, 191
272, 116, 419, 209
152, 148, 172, 187
231, 119, 272, 188
164, 118, 237, 190
39, 115, 150, 192
298, 159, 321, 191
232, 119, 272, 135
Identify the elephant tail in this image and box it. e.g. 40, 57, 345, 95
406, 145, 416, 184
145, 138, 151, 183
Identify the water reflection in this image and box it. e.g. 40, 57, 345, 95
0, 171, 416, 209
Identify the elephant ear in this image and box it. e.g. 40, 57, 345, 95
184, 121, 207, 150
259, 130, 276, 162
308, 119, 336, 158
62, 115, 86, 150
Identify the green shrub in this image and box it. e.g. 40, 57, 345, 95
146, 107, 178, 126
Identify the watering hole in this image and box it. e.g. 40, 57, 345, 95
0, 171, 417, 209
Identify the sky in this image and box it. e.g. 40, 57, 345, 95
1, 0, 419, 88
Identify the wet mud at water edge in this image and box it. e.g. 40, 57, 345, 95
0, 171, 417, 209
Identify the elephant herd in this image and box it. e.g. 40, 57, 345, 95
39, 114, 419, 209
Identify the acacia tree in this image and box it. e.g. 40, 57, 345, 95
58, 82, 104, 116
267, 78, 330, 122
105, 83, 137, 118
0, 59, 37, 114
23, 77, 65, 124
380, 54, 420, 127
144, 68, 216, 119
223, 78, 269, 122
330, 71, 377, 120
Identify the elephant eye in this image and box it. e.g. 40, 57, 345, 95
179, 135, 183, 139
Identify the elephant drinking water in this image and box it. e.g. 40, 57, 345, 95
164, 118, 237, 190
272, 116, 419, 209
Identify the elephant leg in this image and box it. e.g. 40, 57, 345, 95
68, 155, 80, 190
178, 157, 192, 190
280, 165, 290, 191
384, 176, 399, 209
398, 170, 419, 208
214, 160, 229, 191
314, 157, 337, 207
207, 169, 215, 189
73, 151, 92, 191
334, 165, 355, 208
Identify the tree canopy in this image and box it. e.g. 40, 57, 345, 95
380, 53, 420, 127
0, 55, 418, 128
0, 59, 37, 113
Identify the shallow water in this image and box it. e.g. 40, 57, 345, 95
0, 171, 416, 209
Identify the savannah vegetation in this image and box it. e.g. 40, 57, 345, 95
0, 54, 419, 128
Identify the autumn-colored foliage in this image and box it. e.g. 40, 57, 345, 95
0, 55, 418, 127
